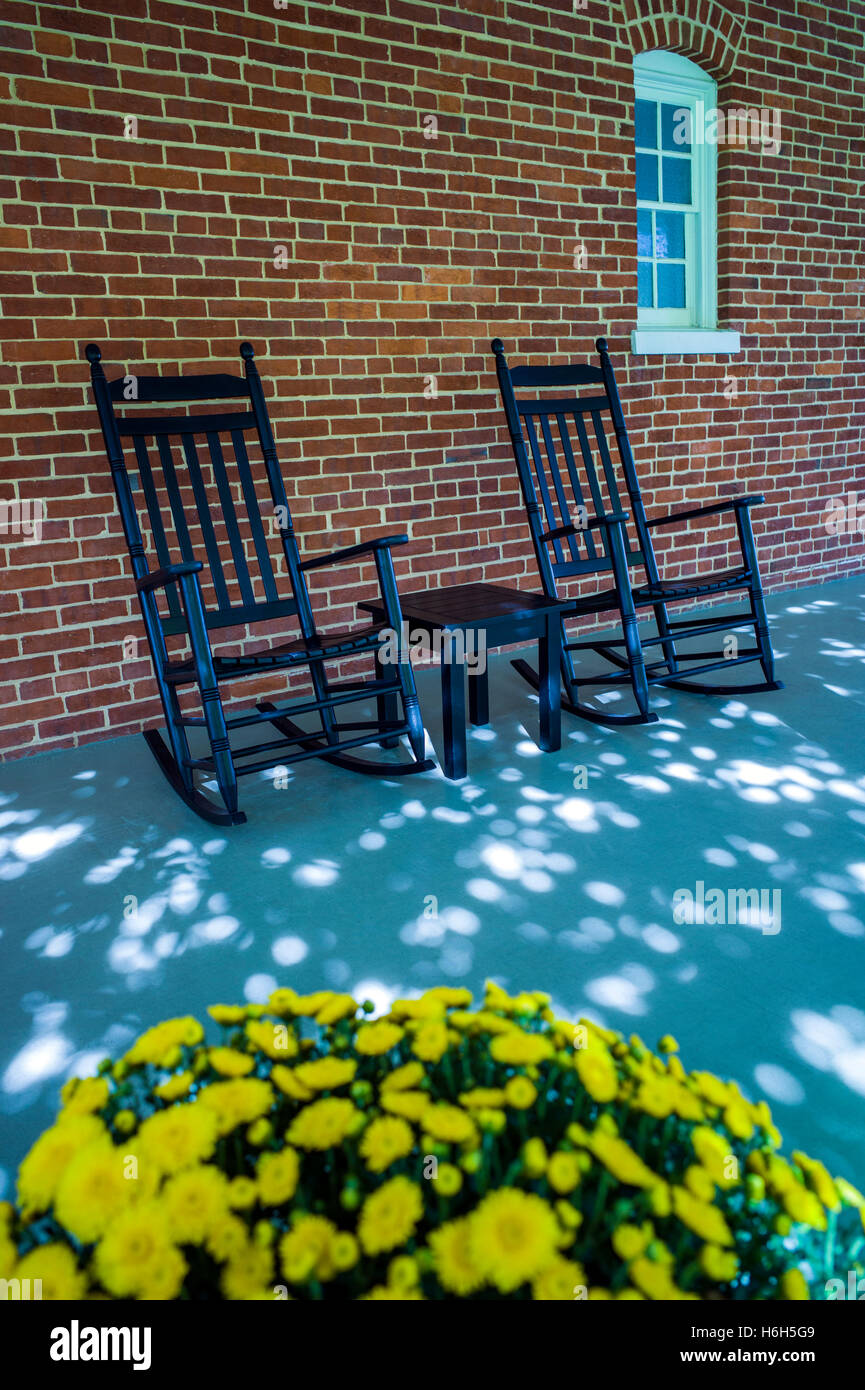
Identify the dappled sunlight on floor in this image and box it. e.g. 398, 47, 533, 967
2, 575, 865, 1189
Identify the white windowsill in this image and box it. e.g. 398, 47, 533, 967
631, 328, 741, 355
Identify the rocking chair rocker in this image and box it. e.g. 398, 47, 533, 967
492, 337, 782, 726
86, 341, 432, 824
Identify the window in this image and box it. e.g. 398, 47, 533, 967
631, 51, 739, 355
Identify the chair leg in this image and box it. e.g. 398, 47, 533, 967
178, 572, 240, 820
738, 509, 782, 691
374, 646, 401, 749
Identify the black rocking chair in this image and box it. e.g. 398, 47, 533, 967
86, 341, 432, 825
492, 337, 782, 726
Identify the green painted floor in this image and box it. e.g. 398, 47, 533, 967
2, 575, 865, 1195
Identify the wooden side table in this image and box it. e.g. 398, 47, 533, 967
360, 582, 569, 780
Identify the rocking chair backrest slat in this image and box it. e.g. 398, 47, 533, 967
205, 429, 256, 609
231, 428, 280, 604
86, 343, 302, 638
179, 432, 232, 613
492, 338, 649, 591
554, 414, 599, 563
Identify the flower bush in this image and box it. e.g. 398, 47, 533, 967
3, 982, 863, 1300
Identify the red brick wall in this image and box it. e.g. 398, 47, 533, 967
0, 0, 863, 759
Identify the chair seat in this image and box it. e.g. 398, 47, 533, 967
164, 621, 388, 685
559, 566, 750, 618
634, 566, 750, 602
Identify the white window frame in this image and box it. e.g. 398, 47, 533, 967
631, 51, 739, 356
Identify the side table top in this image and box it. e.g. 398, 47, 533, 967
360, 582, 571, 629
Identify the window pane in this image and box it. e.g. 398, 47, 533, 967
637, 209, 653, 257
635, 99, 657, 149
654, 211, 685, 259
662, 156, 691, 204
637, 261, 654, 308
636, 153, 658, 202
657, 262, 686, 308
662, 103, 691, 152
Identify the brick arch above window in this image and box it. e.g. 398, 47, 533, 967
621, 0, 747, 79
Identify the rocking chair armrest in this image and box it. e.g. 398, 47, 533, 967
136, 561, 204, 594
299, 534, 409, 572
540, 512, 630, 544
647, 494, 765, 529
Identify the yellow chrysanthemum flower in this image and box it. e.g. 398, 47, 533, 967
429, 1216, 485, 1296
161, 1165, 230, 1244
699, 1243, 738, 1283
154, 1071, 193, 1102
381, 1090, 431, 1122
358, 1176, 423, 1256
17, 1114, 105, 1214
354, 1021, 404, 1055
94, 1202, 175, 1296
286, 1097, 360, 1150
684, 1164, 716, 1203
256, 1147, 300, 1205
410, 1020, 450, 1063
489, 1031, 553, 1067
779, 1268, 810, 1300
245, 1019, 299, 1060
590, 1131, 658, 1189
793, 1152, 840, 1211
691, 1125, 740, 1188
206, 1215, 250, 1263
220, 1243, 274, 1300
197, 1078, 273, 1136
690, 1070, 732, 1109
672, 1186, 734, 1246
124, 1016, 203, 1067
360, 1116, 414, 1173
469, 1188, 559, 1293
390, 997, 447, 1022
137, 1245, 187, 1300
612, 1221, 654, 1262
629, 1256, 698, 1301
137, 1102, 218, 1175
723, 1101, 754, 1141
53, 1139, 133, 1244
208, 1005, 246, 1026
60, 1076, 110, 1116
574, 1046, 619, 1103
523, 1138, 548, 1179
458, 1087, 507, 1109
504, 1076, 537, 1110
293, 1057, 357, 1091
532, 1257, 585, 1301
388, 1253, 420, 1291
421, 1104, 477, 1146
331, 1232, 359, 1272
436, 1162, 463, 1196
271, 1065, 313, 1102
423, 987, 473, 1009
208, 1047, 255, 1077
380, 1061, 425, 1093
228, 1176, 258, 1210
14, 1242, 87, 1300
315, 994, 358, 1025
279, 1213, 339, 1282
783, 1184, 827, 1231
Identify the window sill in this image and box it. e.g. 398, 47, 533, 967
630, 328, 741, 355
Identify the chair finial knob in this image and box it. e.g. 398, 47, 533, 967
491, 338, 505, 354
239, 341, 255, 360
595, 337, 609, 353
84, 343, 102, 364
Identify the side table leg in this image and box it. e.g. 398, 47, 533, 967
442, 633, 467, 779
468, 655, 489, 727
539, 613, 562, 752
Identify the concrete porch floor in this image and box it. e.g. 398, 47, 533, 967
1, 574, 865, 1193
